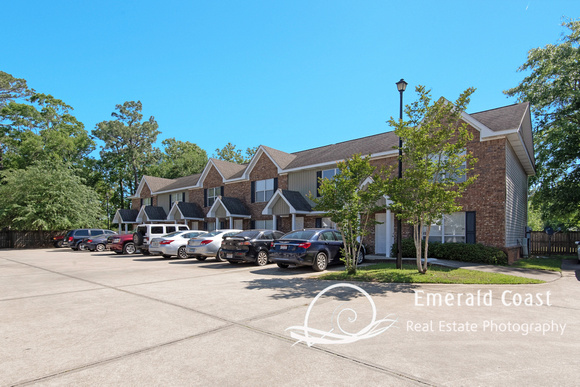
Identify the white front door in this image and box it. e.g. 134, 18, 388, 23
375, 213, 387, 255
234, 219, 243, 230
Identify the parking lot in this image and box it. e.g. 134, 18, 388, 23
1, 248, 579, 386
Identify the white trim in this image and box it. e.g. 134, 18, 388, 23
167, 202, 204, 222
262, 190, 312, 215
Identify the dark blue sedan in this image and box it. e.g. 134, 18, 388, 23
269, 228, 365, 272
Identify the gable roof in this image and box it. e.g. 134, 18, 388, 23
207, 196, 251, 218
284, 131, 399, 171
112, 209, 138, 224
130, 101, 534, 196
136, 206, 168, 223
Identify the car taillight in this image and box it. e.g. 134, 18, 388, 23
87, 239, 93, 243
200, 240, 212, 245
68, 237, 73, 242
298, 242, 311, 249
160, 240, 173, 245
240, 241, 251, 246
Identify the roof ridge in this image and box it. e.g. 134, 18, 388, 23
291, 130, 396, 155
470, 101, 528, 116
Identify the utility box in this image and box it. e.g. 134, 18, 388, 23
520, 237, 529, 258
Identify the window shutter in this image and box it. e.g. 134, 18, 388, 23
316, 171, 322, 197
203, 222, 208, 231
273, 177, 278, 192
220, 186, 225, 197
251, 181, 255, 203
204, 189, 208, 207
466, 212, 476, 244
140, 198, 143, 207
315, 218, 322, 228
250, 220, 255, 229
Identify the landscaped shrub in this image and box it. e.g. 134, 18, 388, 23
390, 238, 508, 265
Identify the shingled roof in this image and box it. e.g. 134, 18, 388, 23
470, 102, 529, 132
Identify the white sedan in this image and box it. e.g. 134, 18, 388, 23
149, 231, 207, 258
186, 229, 242, 261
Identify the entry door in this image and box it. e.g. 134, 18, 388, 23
375, 213, 387, 255
295, 216, 304, 230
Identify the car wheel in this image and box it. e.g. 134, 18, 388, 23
255, 250, 269, 266
196, 256, 207, 261
177, 246, 188, 259
277, 263, 289, 269
312, 252, 328, 272
54, 240, 63, 248
123, 242, 136, 255
96, 243, 106, 252
215, 248, 226, 262
356, 250, 365, 264
78, 242, 87, 251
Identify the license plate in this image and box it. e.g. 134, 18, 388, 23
280, 245, 288, 250
227, 253, 233, 258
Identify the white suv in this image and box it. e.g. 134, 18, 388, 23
133, 224, 189, 255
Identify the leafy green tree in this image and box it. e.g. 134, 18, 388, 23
93, 101, 160, 208
214, 142, 257, 164
0, 71, 30, 107
312, 154, 384, 274
152, 138, 208, 179
0, 161, 104, 230
382, 86, 478, 274
504, 18, 580, 229
1, 73, 93, 171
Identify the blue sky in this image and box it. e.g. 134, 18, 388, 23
3, 1, 580, 157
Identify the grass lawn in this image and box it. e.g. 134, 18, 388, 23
510, 255, 576, 272
319, 263, 544, 284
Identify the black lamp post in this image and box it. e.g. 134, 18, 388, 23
395, 79, 407, 269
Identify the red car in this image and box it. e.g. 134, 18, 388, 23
108, 234, 137, 255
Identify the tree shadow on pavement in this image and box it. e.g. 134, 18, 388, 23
243, 277, 419, 301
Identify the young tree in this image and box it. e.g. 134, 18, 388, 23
0, 161, 104, 230
93, 101, 160, 206
504, 18, 580, 229
214, 142, 257, 164
382, 86, 478, 274
312, 154, 385, 274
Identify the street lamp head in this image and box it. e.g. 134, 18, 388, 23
396, 79, 408, 92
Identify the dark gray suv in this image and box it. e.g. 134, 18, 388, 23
65, 229, 116, 251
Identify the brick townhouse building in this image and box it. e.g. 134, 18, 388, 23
113, 101, 534, 261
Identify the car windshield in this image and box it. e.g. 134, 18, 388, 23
232, 230, 260, 239
163, 231, 184, 238
281, 230, 316, 240
204, 230, 224, 238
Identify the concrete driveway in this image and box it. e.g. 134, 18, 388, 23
1, 249, 579, 386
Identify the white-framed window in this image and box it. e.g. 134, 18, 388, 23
431, 150, 467, 183
254, 179, 275, 202
321, 168, 339, 180
254, 219, 274, 229
423, 212, 466, 243
142, 197, 152, 206
207, 187, 220, 207
169, 192, 185, 208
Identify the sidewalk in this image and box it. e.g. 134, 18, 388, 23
364, 255, 563, 282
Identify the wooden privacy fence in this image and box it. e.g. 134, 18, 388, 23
0, 230, 66, 249
529, 231, 580, 255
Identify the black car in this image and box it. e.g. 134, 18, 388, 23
269, 228, 365, 271
221, 229, 284, 266
64, 229, 116, 250
82, 233, 117, 252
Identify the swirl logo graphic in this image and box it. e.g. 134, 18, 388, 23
286, 283, 397, 347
